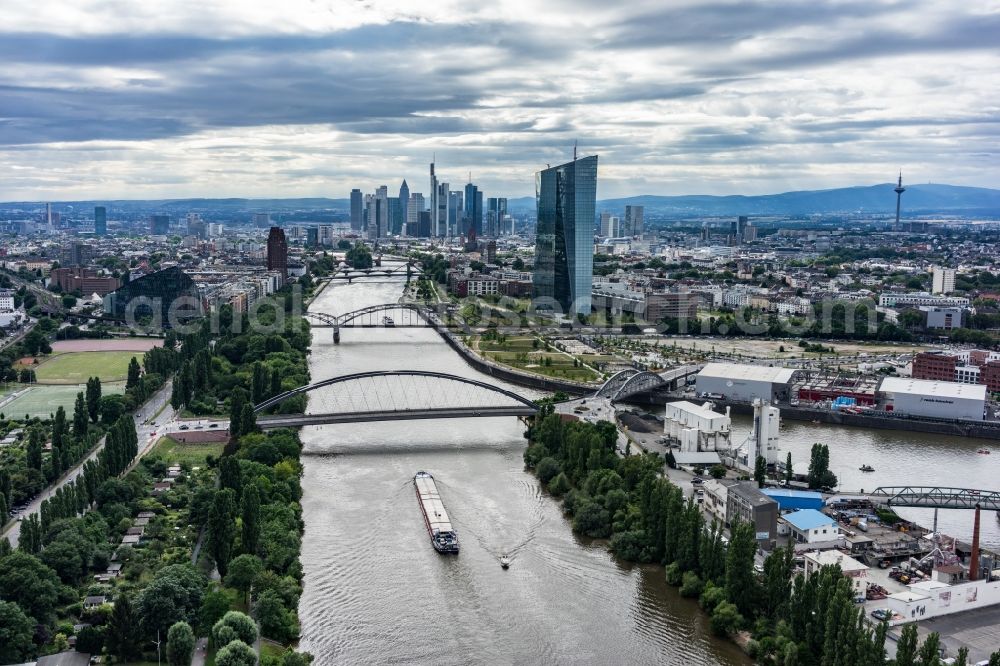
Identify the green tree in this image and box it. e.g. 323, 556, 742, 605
954, 647, 969, 666
724, 520, 758, 617
106, 593, 142, 662
0, 551, 60, 623
240, 483, 261, 555
785, 451, 793, 485
209, 489, 237, 577
198, 589, 232, 635
86, 376, 102, 423
73, 391, 88, 437
807, 443, 837, 490
127, 356, 142, 389
895, 624, 919, 666
220, 457, 242, 496
136, 564, 207, 639
167, 621, 196, 666
0, 600, 35, 664
754, 455, 767, 488
917, 631, 942, 666
239, 403, 257, 436
52, 405, 67, 451
215, 640, 257, 666
26, 428, 43, 470
709, 600, 743, 637
224, 554, 263, 599
257, 590, 296, 643
213, 611, 257, 647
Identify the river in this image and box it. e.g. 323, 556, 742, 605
297, 273, 751, 665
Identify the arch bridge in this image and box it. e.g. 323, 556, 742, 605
254, 370, 538, 427
329, 263, 422, 282
862, 486, 1000, 511
304, 304, 435, 342
593, 365, 701, 402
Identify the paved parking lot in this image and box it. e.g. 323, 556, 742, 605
916, 603, 1000, 662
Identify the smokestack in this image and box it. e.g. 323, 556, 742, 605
969, 504, 981, 581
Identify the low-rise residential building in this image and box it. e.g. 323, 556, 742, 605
726, 482, 779, 549
803, 550, 869, 598
782, 509, 840, 544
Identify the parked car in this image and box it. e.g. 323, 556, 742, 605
179, 425, 189, 430
691, 477, 704, 485
870, 609, 891, 621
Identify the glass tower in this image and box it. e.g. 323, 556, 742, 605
532, 155, 597, 318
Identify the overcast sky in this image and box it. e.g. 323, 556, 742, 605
1, 0, 998, 201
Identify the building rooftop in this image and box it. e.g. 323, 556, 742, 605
783, 509, 837, 531
672, 452, 722, 465
699, 362, 797, 385
761, 488, 824, 501
665, 400, 728, 421
879, 376, 988, 400
804, 550, 868, 572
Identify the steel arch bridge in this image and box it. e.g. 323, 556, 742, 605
594, 369, 669, 402
864, 487, 1000, 511
253, 369, 538, 427
304, 304, 434, 342
330, 264, 422, 281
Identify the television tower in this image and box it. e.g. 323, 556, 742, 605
893, 172, 905, 231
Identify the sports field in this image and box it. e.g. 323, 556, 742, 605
33, 351, 143, 384
0, 382, 125, 419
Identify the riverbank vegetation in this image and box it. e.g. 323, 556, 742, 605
523, 406, 992, 665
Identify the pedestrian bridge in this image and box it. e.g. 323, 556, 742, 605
254, 370, 538, 427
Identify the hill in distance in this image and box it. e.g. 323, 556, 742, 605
3, 183, 998, 217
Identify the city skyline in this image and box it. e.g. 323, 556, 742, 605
1, 1, 998, 201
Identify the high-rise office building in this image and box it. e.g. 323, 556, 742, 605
150, 215, 170, 235
306, 227, 319, 246
367, 186, 389, 241
266, 227, 288, 280
94, 206, 107, 236
429, 161, 440, 236
932, 266, 956, 294
187, 213, 206, 239
418, 211, 432, 238
448, 191, 463, 237
464, 182, 483, 236
487, 197, 507, 237
388, 197, 403, 235
532, 155, 598, 318
625, 205, 643, 236
599, 212, 620, 237
407, 193, 425, 237
350, 189, 364, 230
396, 180, 409, 233
436, 181, 450, 237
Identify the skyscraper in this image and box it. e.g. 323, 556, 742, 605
429, 160, 440, 236
894, 172, 906, 231
407, 193, 425, 237
94, 206, 107, 236
624, 205, 643, 236
448, 190, 463, 237
464, 181, 483, 236
532, 155, 598, 318
436, 181, 450, 237
487, 197, 507, 237
599, 212, 620, 237
350, 189, 364, 230
396, 180, 409, 234
367, 186, 389, 241
266, 226, 288, 280
150, 215, 170, 235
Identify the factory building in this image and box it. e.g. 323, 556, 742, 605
663, 400, 731, 452
695, 363, 798, 403
879, 377, 987, 421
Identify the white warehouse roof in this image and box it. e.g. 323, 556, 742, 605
698, 363, 797, 385
879, 377, 988, 400
665, 400, 727, 421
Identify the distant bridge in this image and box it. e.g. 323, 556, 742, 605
304, 304, 435, 342
845, 487, 1000, 512
253, 370, 538, 426
328, 264, 422, 282
594, 365, 700, 402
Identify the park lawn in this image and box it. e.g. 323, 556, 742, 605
475, 335, 540, 352
0, 382, 125, 419
484, 349, 599, 382
34, 350, 143, 383
149, 436, 224, 467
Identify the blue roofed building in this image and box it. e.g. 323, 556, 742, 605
782, 509, 839, 544
761, 488, 825, 512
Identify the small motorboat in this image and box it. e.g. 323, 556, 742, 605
859, 465, 875, 472
811, 420, 821, 425
978, 449, 991, 455
499, 554, 511, 569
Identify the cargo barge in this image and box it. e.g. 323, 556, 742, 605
413, 471, 460, 553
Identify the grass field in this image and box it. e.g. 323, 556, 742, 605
33, 351, 143, 384
0, 382, 125, 419
474, 334, 602, 382
148, 436, 224, 466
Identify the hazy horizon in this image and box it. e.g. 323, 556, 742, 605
2, 1, 998, 201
